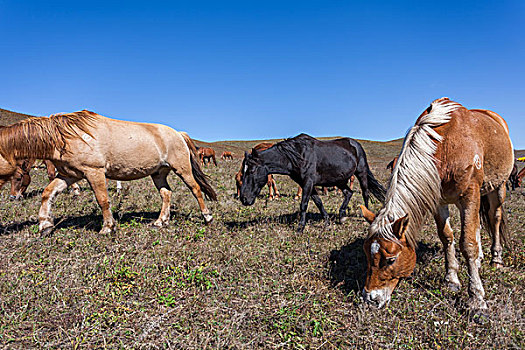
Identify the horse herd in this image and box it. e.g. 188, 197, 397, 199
0, 97, 518, 321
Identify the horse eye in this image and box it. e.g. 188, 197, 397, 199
385, 257, 397, 265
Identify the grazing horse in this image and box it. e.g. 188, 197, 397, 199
517, 166, 525, 188
240, 134, 385, 232
9, 159, 82, 200
235, 142, 280, 200
508, 161, 519, 190
221, 151, 234, 160
0, 111, 217, 234
360, 98, 514, 317
386, 156, 398, 173
198, 147, 217, 166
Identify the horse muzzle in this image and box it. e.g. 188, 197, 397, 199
240, 195, 255, 206
362, 287, 392, 309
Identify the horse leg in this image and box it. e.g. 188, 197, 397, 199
175, 167, 213, 224
485, 185, 506, 267
458, 186, 487, 313
84, 170, 116, 234
354, 169, 370, 208
294, 187, 302, 200
267, 175, 274, 200
38, 176, 80, 235
272, 176, 280, 199
151, 170, 172, 227
337, 183, 354, 223
297, 182, 313, 233
310, 187, 329, 227
213, 155, 217, 166
435, 205, 461, 292
349, 175, 355, 191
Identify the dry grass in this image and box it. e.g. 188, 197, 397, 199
0, 143, 524, 349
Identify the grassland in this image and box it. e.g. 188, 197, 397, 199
0, 136, 523, 349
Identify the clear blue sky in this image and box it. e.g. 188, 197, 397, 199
1, 1, 524, 147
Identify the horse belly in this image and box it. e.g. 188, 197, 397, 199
105, 162, 168, 180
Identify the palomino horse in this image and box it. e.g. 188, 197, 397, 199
198, 147, 217, 166
9, 159, 82, 200
240, 134, 385, 232
235, 142, 280, 200
221, 151, 234, 160
0, 111, 217, 234
360, 98, 513, 317
386, 156, 398, 173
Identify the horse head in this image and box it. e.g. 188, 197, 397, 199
239, 149, 269, 206
360, 205, 416, 308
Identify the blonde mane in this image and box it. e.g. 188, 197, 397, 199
369, 98, 462, 248
0, 110, 98, 161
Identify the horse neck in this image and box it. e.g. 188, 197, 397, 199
259, 147, 293, 175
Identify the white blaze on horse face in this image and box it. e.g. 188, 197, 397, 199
371, 241, 380, 255
244, 164, 248, 174
473, 154, 482, 170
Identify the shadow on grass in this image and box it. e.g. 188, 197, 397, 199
225, 211, 362, 230
0, 219, 38, 235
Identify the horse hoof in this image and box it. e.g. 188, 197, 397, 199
469, 308, 490, 325
40, 227, 54, 236
99, 227, 115, 235
446, 281, 461, 293
490, 260, 504, 268
204, 215, 214, 225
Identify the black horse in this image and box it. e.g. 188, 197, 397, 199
239, 133, 386, 232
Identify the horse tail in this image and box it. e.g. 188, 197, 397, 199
179, 131, 198, 157
480, 194, 508, 246
190, 155, 218, 201
180, 132, 218, 201
366, 167, 386, 204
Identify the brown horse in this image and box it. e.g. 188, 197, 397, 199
0, 111, 217, 234
221, 151, 233, 160
198, 147, 217, 166
360, 98, 513, 317
386, 156, 398, 173
235, 142, 280, 200
517, 166, 525, 188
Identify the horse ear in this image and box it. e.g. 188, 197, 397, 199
360, 205, 376, 224
251, 148, 259, 158
392, 214, 409, 241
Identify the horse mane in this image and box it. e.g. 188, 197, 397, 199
369, 97, 462, 248
0, 110, 98, 160
272, 134, 310, 169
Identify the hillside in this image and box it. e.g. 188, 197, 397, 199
0, 108, 34, 126
0, 107, 521, 161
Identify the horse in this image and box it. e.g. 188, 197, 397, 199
240, 134, 385, 232
359, 98, 514, 318
235, 142, 280, 200
517, 166, 525, 188
221, 151, 234, 160
507, 161, 519, 190
0, 111, 217, 234
198, 147, 217, 166
386, 156, 398, 173
9, 158, 82, 200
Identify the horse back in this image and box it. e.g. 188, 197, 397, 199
435, 108, 513, 198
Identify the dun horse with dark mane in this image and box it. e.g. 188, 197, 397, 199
360, 98, 513, 319
0, 111, 217, 234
